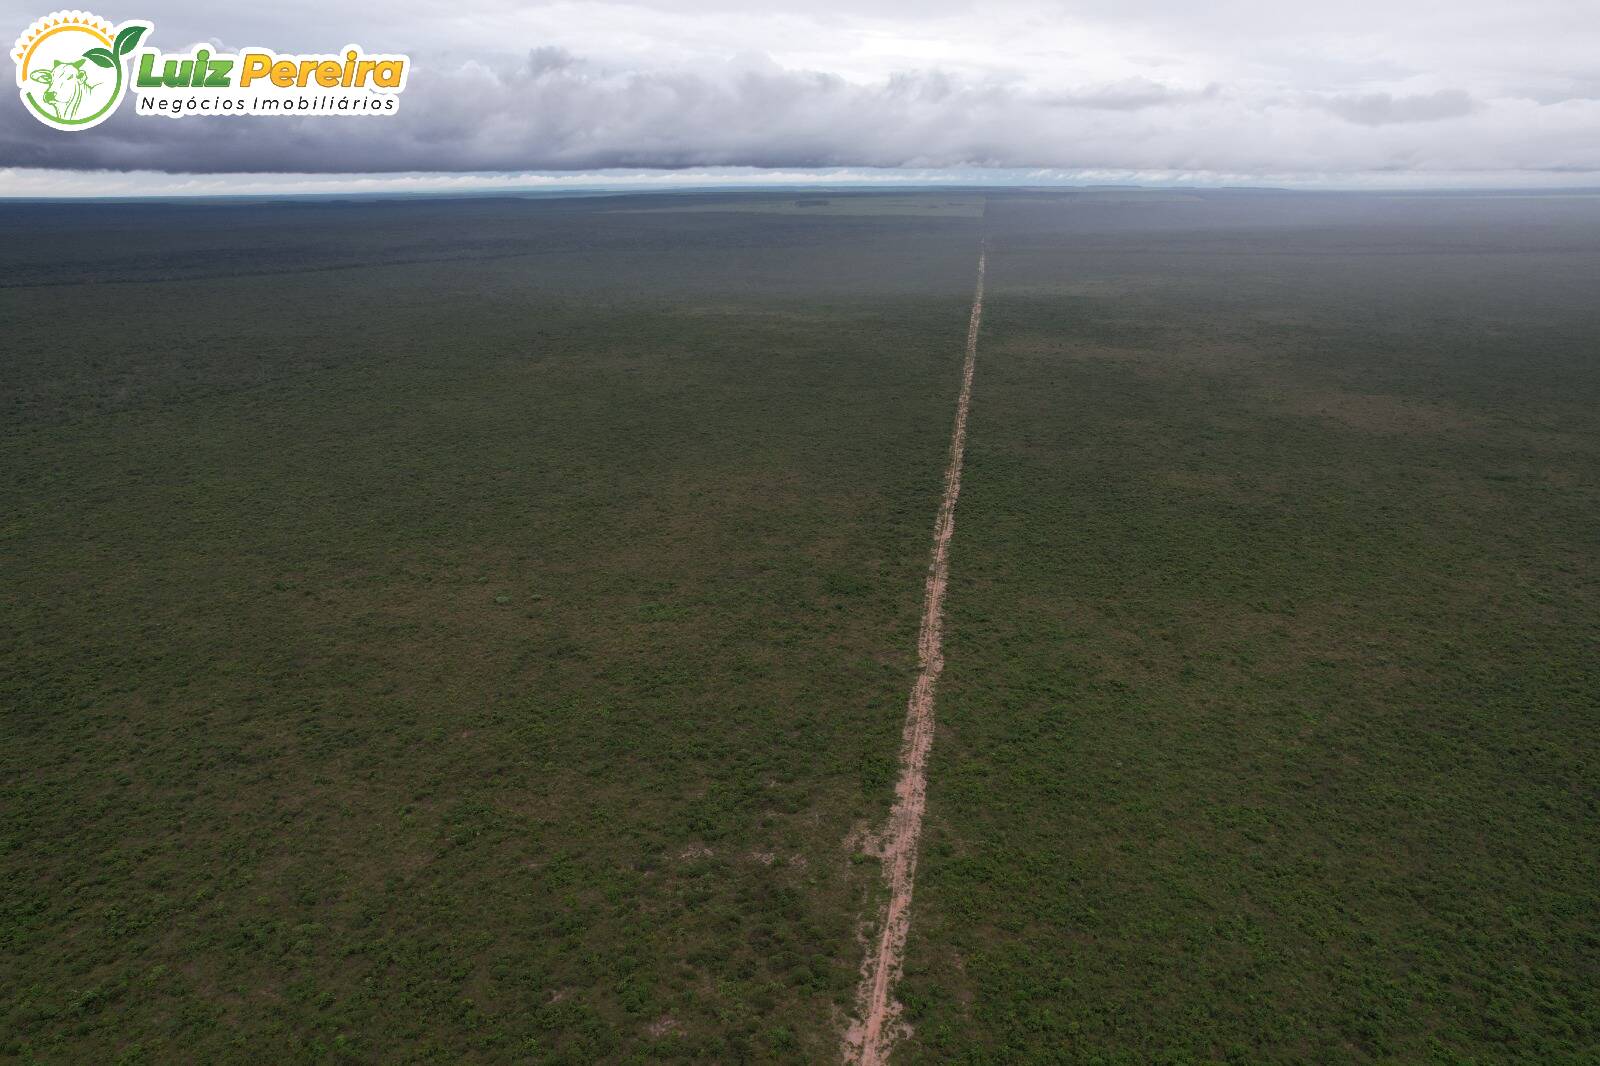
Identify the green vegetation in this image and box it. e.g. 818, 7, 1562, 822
3, 189, 1596, 1062
1, 195, 982, 1061
901, 193, 1600, 1062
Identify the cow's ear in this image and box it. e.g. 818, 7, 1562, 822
71, 58, 86, 68
29, 69, 51, 83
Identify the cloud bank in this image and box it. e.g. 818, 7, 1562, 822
1, 0, 1597, 185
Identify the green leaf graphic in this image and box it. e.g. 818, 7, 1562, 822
113, 25, 146, 56
82, 46, 115, 68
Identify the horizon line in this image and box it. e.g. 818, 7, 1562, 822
5, 165, 1600, 201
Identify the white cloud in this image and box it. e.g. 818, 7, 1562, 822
1316, 89, 1479, 126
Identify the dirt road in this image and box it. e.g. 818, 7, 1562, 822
845, 240, 986, 1065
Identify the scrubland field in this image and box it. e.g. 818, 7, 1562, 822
2, 189, 1596, 1063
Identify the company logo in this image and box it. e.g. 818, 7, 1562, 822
13, 11, 147, 129
13, 11, 409, 131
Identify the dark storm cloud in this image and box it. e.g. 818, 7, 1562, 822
3, 52, 1586, 177
0, 56, 1224, 172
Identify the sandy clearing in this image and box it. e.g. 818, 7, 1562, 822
844, 241, 986, 1065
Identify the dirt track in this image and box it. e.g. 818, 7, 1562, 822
845, 241, 986, 1065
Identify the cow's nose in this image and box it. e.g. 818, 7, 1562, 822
42, 92, 55, 102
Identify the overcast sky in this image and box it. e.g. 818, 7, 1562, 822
3, 0, 1599, 194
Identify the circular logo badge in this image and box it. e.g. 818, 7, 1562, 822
13, 10, 149, 130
